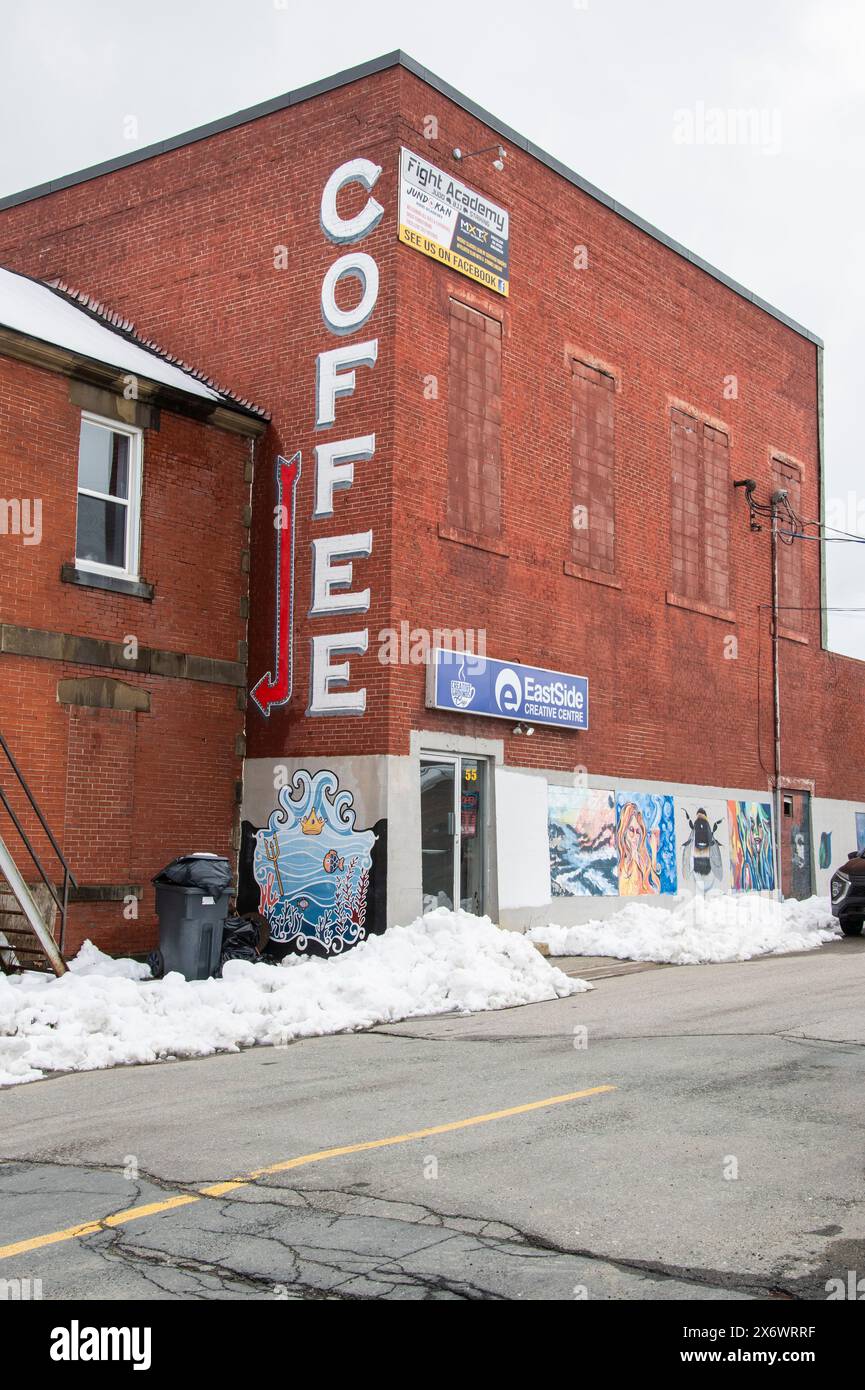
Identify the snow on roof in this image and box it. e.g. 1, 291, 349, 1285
0, 266, 267, 418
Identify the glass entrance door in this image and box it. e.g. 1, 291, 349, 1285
420, 756, 487, 915
420, 760, 456, 911
459, 758, 485, 915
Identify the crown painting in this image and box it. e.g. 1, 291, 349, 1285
253, 769, 376, 956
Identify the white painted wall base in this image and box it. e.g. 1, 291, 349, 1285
242, 743, 865, 934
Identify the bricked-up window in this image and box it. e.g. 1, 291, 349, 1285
773, 456, 803, 630
670, 409, 730, 609
75, 413, 142, 579
571, 360, 616, 575
447, 300, 502, 537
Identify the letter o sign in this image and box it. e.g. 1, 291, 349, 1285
321, 252, 380, 336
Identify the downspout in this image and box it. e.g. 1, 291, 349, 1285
816, 344, 827, 651
235, 434, 256, 870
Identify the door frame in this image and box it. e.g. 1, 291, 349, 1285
414, 729, 502, 922
419, 751, 489, 915
778, 776, 816, 899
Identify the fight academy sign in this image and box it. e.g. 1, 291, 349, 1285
427, 650, 589, 730
398, 148, 510, 297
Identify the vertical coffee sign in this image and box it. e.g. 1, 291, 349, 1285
398, 148, 510, 297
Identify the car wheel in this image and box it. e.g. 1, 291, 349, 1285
840, 917, 864, 938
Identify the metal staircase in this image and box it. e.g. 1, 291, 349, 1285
0, 732, 73, 976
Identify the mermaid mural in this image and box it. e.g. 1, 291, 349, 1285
253, 769, 376, 956
727, 800, 775, 891
615, 793, 677, 896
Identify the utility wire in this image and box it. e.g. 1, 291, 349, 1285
780, 530, 865, 544
797, 514, 865, 544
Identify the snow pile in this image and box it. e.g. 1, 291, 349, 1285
67, 940, 152, 980
529, 894, 839, 966
0, 910, 587, 1087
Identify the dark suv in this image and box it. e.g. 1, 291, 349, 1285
830, 851, 865, 936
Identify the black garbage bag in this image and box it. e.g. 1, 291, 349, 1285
261, 938, 293, 965
152, 854, 233, 897
218, 914, 262, 972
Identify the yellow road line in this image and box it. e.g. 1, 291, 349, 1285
0, 1084, 615, 1261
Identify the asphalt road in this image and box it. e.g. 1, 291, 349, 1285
1, 938, 863, 1301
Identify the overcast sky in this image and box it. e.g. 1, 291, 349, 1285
2, 0, 862, 660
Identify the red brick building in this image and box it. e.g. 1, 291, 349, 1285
0, 268, 265, 955
0, 52, 862, 957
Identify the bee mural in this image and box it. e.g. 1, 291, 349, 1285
679, 805, 725, 894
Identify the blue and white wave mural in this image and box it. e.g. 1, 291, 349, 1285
253, 769, 376, 956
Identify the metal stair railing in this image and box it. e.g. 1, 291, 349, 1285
0, 730, 75, 974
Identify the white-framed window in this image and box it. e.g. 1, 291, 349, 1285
74, 413, 143, 580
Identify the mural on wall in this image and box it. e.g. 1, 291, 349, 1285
728, 801, 775, 891
250, 453, 300, 718
790, 820, 813, 899
857, 813, 865, 854
819, 831, 833, 871
546, 787, 788, 900
676, 799, 727, 895
548, 787, 617, 896
253, 769, 376, 956
616, 793, 677, 896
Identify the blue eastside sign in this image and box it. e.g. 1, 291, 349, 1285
428, 650, 589, 731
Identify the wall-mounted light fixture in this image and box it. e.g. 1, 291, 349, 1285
452, 144, 507, 172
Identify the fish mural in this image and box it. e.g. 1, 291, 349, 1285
253, 769, 376, 956
728, 800, 775, 891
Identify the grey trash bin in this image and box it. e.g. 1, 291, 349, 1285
151, 882, 231, 981
150, 853, 233, 981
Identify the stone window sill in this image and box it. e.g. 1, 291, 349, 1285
438, 523, 509, 557
666, 591, 735, 623
563, 561, 622, 590
61, 563, 154, 601
778, 627, 808, 645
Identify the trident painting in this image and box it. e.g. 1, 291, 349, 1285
254, 769, 376, 956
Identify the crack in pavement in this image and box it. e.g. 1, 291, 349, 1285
73, 1180, 783, 1301
23, 1157, 808, 1299
95, 1219, 505, 1301
368, 1027, 864, 1047
0, 1152, 842, 1299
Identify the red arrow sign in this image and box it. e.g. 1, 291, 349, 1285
250, 452, 300, 718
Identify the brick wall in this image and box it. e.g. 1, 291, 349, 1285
670, 409, 730, 610
0, 69, 401, 768
389, 66, 864, 803
0, 355, 250, 953
447, 298, 502, 537
570, 360, 616, 575
774, 455, 803, 632
0, 60, 862, 818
